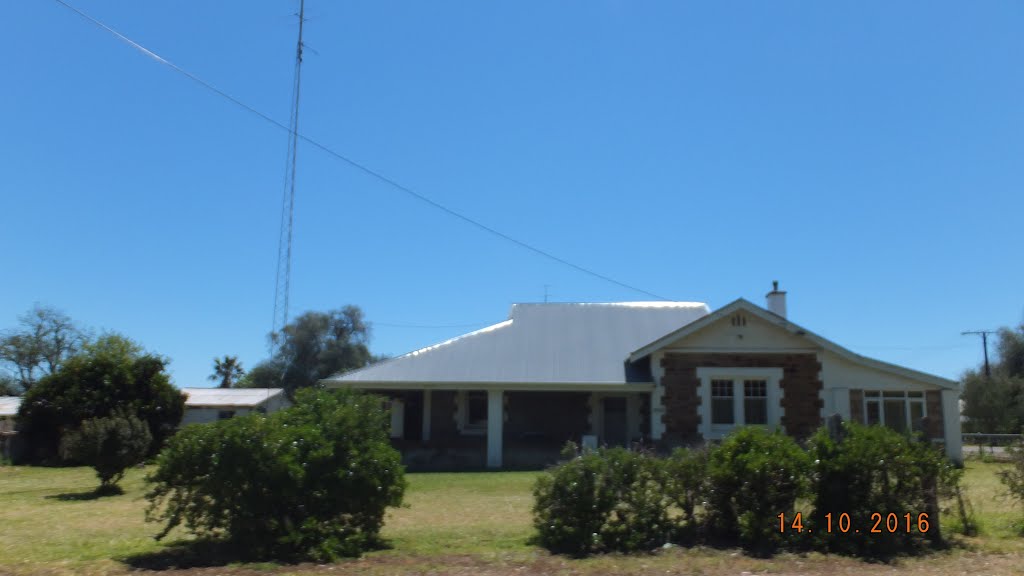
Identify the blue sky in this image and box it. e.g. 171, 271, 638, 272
2, 1, 1021, 388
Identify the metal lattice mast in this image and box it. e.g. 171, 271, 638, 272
272, 0, 306, 344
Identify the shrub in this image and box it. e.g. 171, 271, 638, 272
16, 334, 184, 463
703, 427, 811, 554
533, 445, 670, 555
145, 388, 406, 561
60, 412, 152, 493
808, 423, 961, 558
662, 446, 708, 543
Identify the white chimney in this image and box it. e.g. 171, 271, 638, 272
766, 280, 787, 318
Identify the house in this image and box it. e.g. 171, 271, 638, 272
325, 284, 962, 470
0, 396, 21, 460
180, 388, 290, 425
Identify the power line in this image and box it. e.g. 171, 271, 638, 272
53, 0, 672, 302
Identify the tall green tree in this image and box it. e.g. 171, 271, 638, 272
961, 323, 1024, 434
238, 306, 372, 398
16, 333, 185, 463
0, 305, 87, 394
209, 355, 245, 389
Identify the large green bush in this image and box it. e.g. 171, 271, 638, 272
807, 423, 959, 558
60, 412, 152, 493
16, 334, 184, 463
144, 388, 405, 561
532, 424, 964, 559
703, 427, 811, 554
533, 446, 670, 555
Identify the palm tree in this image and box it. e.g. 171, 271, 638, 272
209, 355, 245, 389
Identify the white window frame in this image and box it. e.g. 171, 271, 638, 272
697, 367, 783, 440
862, 390, 926, 432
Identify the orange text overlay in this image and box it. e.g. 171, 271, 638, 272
778, 512, 930, 534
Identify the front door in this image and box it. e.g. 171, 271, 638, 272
603, 397, 627, 446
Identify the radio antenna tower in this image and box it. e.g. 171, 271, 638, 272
272, 0, 306, 345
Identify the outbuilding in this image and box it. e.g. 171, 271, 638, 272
0, 396, 21, 460
180, 388, 290, 425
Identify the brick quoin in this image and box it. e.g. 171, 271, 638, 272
660, 353, 824, 441
925, 390, 944, 440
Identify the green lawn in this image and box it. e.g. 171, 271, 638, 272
0, 461, 1022, 575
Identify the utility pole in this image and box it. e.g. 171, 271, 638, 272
962, 330, 997, 378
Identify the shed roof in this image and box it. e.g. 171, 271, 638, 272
182, 388, 284, 408
327, 302, 710, 386
0, 396, 20, 417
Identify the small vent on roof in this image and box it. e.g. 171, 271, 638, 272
730, 313, 748, 327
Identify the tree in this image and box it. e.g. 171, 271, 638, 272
0, 374, 18, 396
239, 306, 372, 398
209, 355, 245, 389
60, 411, 152, 494
16, 333, 185, 463
236, 358, 287, 389
995, 325, 1024, 379
0, 305, 87, 393
962, 324, 1024, 434
961, 371, 1024, 434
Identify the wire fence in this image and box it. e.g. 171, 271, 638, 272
962, 433, 1022, 446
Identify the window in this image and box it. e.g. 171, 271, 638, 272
217, 410, 236, 420
909, 393, 925, 425
863, 391, 926, 432
711, 378, 768, 426
711, 380, 734, 425
467, 392, 488, 429
457, 390, 489, 435
865, 400, 880, 425
697, 368, 783, 439
744, 379, 768, 425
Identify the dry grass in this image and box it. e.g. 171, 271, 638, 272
0, 461, 1022, 575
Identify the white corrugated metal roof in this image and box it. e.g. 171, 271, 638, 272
0, 396, 21, 417
327, 302, 709, 385
182, 388, 284, 407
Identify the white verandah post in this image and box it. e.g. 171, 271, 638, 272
487, 389, 503, 468
941, 389, 962, 464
